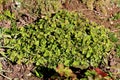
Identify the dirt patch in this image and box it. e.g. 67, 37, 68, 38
0, 59, 41, 80
0, 0, 39, 28
62, 0, 120, 29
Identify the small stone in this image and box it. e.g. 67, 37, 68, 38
26, 73, 32, 77
110, 21, 113, 24
14, 78, 19, 80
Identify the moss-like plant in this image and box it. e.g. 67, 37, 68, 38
2, 10, 113, 70
81, 0, 111, 16
110, 12, 120, 21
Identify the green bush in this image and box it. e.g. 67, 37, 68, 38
2, 10, 113, 69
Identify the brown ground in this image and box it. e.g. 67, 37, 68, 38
63, 0, 120, 28
0, 0, 120, 80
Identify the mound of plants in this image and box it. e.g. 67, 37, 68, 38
2, 10, 113, 72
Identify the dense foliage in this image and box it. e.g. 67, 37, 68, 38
2, 10, 113, 70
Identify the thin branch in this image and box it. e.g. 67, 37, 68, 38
0, 72, 12, 80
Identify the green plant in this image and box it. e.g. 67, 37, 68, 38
108, 24, 120, 57
111, 0, 120, 7
110, 12, 120, 21
108, 32, 118, 42
81, 0, 111, 16
0, 0, 62, 27
0, 10, 16, 28
0, 26, 12, 80
2, 10, 113, 70
56, 64, 76, 78
12, 0, 62, 18
36, 0, 62, 15
116, 44, 120, 57
0, 10, 13, 21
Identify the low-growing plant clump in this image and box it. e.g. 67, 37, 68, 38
2, 10, 113, 72
110, 12, 120, 21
